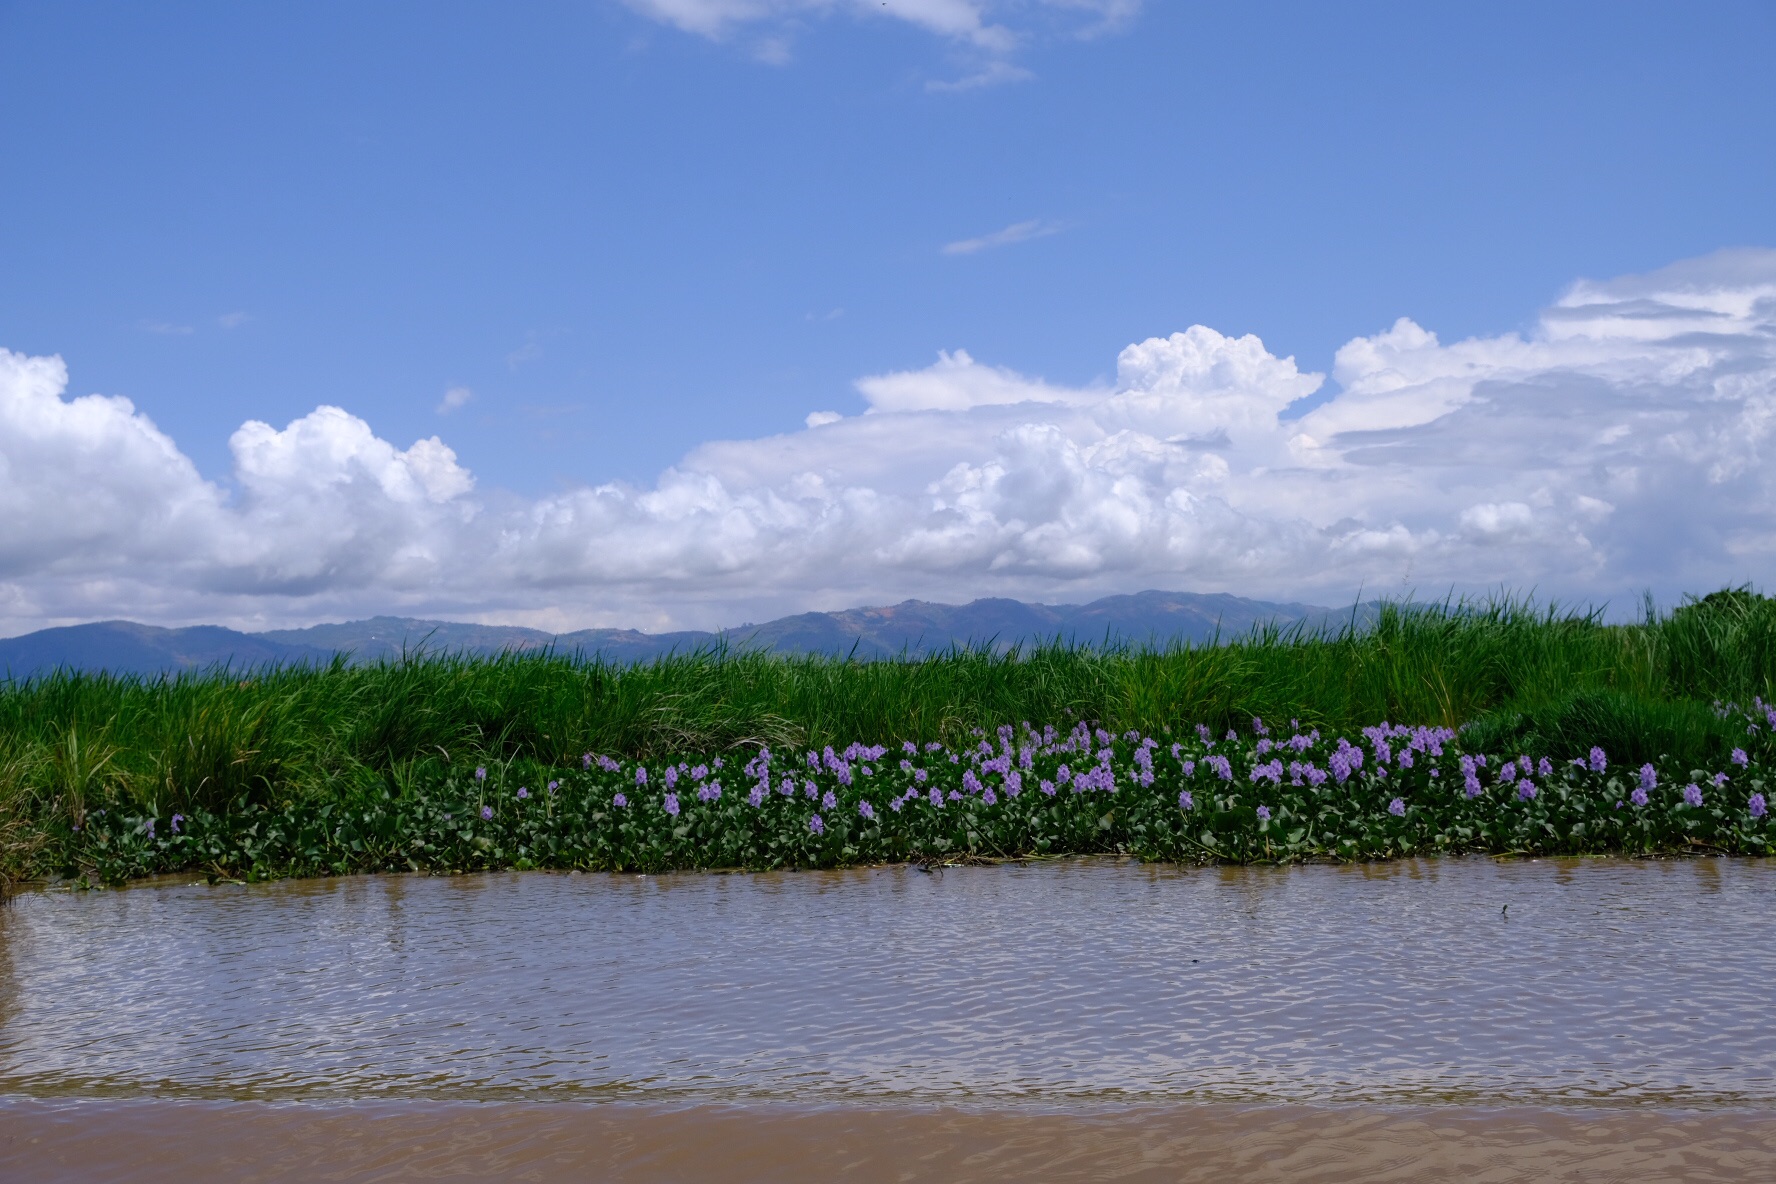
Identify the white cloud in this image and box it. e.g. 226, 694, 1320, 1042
436, 386, 474, 414
2, 247, 1775, 633
855, 348, 1085, 412
925, 58, 1034, 92
620, 1, 1138, 86
506, 333, 545, 370
218, 312, 250, 330
942, 218, 1062, 255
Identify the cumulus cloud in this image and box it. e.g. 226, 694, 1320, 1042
2, 247, 1774, 633
855, 348, 1085, 412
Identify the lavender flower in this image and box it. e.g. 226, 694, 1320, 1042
822, 790, 837, 811
1255, 805, 1271, 822
481, 805, 494, 820
1040, 779, 1056, 796
475, 766, 487, 781
582, 753, 593, 769
1538, 757, 1553, 777
1630, 787, 1648, 807
1589, 747, 1607, 774
1388, 797, 1405, 817
808, 814, 825, 835
170, 813, 184, 834
1751, 793, 1767, 819
1729, 747, 1749, 767
1517, 780, 1538, 801
144, 818, 156, 839
516, 786, 529, 800
749, 784, 765, 808
1178, 789, 1194, 811
1713, 772, 1729, 788
547, 780, 559, 794
635, 767, 648, 786
613, 792, 628, 808
664, 792, 680, 817
1639, 763, 1657, 793
1683, 783, 1703, 808
858, 800, 875, 820
929, 786, 944, 808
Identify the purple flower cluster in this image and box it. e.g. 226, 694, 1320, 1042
481, 708, 1771, 869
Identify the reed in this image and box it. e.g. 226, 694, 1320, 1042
1, 589, 1772, 883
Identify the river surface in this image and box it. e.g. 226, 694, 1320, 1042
2, 857, 1774, 1180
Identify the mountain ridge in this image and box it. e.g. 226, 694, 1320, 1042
0, 590, 1367, 678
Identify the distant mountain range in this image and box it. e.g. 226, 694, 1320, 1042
0, 590, 1373, 678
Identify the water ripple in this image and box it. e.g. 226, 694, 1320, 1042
1, 857, 1772, 1105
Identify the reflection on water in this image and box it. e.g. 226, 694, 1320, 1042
1, 857, 1773, 1106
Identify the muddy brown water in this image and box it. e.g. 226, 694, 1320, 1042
2, 857, 1774, 1180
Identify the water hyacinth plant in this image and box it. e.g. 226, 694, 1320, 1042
4, 589, 1776, 886
40, 704, 1776, 883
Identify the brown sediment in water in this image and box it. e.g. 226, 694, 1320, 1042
2, 1098, 1773, 1183
6, 859, 1776, 1180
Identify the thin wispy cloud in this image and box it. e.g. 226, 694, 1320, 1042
620, 1, 1139, 88
926, 59, 1035, 92
506, 333, 545, 371
942, 218, 1063, 256
218, 311, 250, 329
436, 386, 474, 415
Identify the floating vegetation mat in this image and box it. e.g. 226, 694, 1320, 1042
4, 592, 1775, 884
48, 707, 1776, 883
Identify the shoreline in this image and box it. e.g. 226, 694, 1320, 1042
4, 1096, 1773, 1183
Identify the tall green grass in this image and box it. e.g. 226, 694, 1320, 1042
1, 589, 1772, 882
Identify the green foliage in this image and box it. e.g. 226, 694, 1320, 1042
1, 587, 1773, 884
47, 715, 1775, 885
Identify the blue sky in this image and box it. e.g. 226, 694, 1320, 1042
1, 1, 1774, 631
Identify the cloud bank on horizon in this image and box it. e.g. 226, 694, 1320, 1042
2, 248, 1773, 634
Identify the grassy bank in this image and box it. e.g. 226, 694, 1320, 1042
3, 590, 1774, 885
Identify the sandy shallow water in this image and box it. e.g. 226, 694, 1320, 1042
4, 857, 1773, 1179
